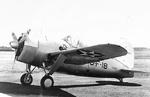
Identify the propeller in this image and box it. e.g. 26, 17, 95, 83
9, 32, 19, 69
10, 31, 30, 69
9, 30, 31, 71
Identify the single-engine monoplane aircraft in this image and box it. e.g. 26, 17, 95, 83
10, 31, 136, 89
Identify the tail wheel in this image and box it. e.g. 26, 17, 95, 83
118, 78, 123, 83
20, 73, 33, 86
40, 75, 54, 89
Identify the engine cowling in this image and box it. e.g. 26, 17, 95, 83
18, 45, 47, 67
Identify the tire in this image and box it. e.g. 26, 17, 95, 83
20, 73, 33, 86
40, 75, 54, 89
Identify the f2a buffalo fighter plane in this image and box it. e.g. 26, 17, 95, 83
10, 31, 135, 89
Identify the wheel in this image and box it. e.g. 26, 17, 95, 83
20, 73, 33, 86
40, 75, 54, 89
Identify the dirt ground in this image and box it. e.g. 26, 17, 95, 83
0, 51, 149, 97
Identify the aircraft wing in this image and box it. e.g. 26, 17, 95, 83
48, 44, 128, 65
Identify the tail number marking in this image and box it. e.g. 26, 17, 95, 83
90, 62, 108, 69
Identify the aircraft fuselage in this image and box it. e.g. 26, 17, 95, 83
17, 41, 134, 79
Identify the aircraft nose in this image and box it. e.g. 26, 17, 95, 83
9, 41, 18, 49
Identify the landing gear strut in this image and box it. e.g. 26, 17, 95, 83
20, 54, 65, 89
40, 62, 54, 89
40, 54, 65, 89
20, 64, 35, 86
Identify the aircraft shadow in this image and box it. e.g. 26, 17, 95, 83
0, 81, 141, 96
0, 82, 76, 97
96, 81, 142, 87
55, 81, 141, 88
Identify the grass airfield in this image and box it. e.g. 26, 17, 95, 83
0, 49, 149, 97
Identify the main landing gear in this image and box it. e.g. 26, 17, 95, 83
40, 75, 54, 89
40, 64, 54, 89
20, 64, 35, 86
20, 54, 65, 89
20, 73, 33, 86
20, 64, 54, 89
40, 54, 65, 89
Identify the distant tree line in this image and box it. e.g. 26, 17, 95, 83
0, 46, 13, 51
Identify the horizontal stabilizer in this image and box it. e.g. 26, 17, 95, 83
121, 69, 147, 73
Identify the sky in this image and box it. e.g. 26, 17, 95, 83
0, 0, 150, 47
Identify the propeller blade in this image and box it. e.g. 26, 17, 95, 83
10, 32, 19, 49
12, 32, 18, 41
11, 50, 16, 70
10, 32, 18, 69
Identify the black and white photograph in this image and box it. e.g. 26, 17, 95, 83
0, 0, 150, 97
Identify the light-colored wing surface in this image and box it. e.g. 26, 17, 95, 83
49, 44, 127, 65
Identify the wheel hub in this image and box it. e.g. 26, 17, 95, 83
24, 76, 31, 83
20, 73, 33, 86
44, 79, 52, 88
